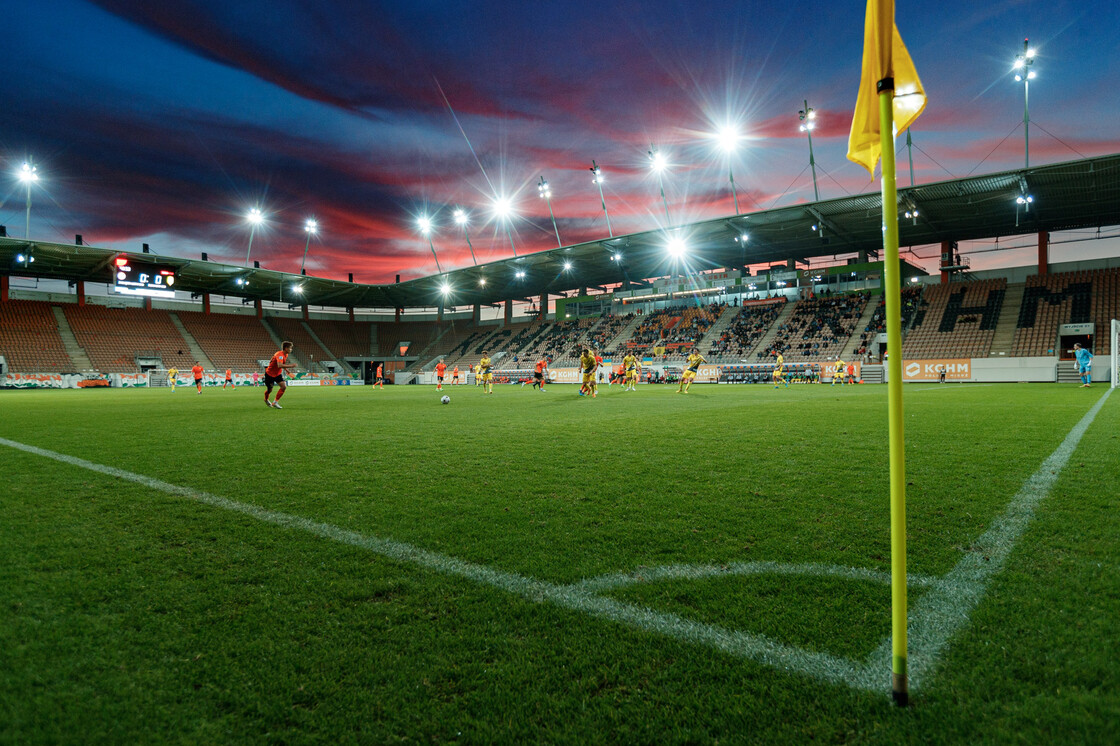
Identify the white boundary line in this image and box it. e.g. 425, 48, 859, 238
1, 388, 1111, 696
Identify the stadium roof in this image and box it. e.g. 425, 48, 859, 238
4, 153, 1120, 309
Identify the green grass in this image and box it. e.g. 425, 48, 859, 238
1, 382, 1117, 743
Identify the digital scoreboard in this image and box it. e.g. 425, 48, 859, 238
113, 256, 177, 299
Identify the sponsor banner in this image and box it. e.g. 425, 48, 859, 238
822, 362, 862, 380
318, 378, 365, 386
3, 373, 65, 389
286, 379, 322, 387
902, 359, 970, 381
77, 378, 111, 388
116, 373, 149, 387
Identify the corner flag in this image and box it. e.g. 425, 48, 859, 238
847, 0, 926, 175
847, 0, 924, 707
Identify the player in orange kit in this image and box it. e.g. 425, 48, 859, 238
435, 359, 447, 390
191, 362, 204, 394
264, 342, 296, 408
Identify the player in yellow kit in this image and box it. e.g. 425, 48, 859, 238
677, 349, 706, 394
831, 358, 846, 386
773, 352, 790, 389
167, 367, 178, 392
579, 347, 598, 398
478, 352, 493, 394
623, 352, 640, 391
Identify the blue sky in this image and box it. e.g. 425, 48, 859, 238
2, 0, 1118, 282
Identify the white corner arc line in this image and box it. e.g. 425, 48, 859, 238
0, 436, 871, 692
1, 388, 1110, 698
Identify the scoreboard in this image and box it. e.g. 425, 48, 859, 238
113, 257, 177, 299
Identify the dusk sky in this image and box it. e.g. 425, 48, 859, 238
3, 0, 1119, 284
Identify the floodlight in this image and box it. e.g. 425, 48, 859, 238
717, 125, 739, 152
492, 197, 513, 219
648, 149, 667, 173
563, 261, 572, 271
417, 216, 432, 234
16, 253, 25, 263
18, 163, 38, 183
667, 237, 687, 258
453, 208, 468, 225
479, 278, 486, 286
515, 270, 526, 279
305, 219, 318, 233
440, 282, 451, 295
247, 207, 264, 225
613, 253, 621, 261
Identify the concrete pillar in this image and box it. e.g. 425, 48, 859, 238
1, 275, 8, 302
395, 307, 401, 322
473, 302, 481, 324
437, 302, 444, 322
348, 307, 355, 322
255, 299, 263, 319
1038, 231, 1049, 275
540, 293, 548, 320
76, 280, 86, 307
786, 258, 796, 270
144, 298, 152, 311
302, 304, 309, 321
202, 292, 210, 314
504, 299, 513, 324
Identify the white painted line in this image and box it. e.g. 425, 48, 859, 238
2, 387, 1110, 697
855, 387, 1114, 692
0, 436, 873, 692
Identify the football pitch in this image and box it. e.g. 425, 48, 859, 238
2, 382, 1117, 743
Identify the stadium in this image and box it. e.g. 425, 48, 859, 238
4, 2, 1120, 744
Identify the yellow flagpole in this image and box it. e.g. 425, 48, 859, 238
878, 79, 908, 706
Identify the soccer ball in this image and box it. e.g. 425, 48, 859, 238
441, 395, 450, 404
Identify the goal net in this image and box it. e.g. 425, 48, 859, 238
1112, 320, 1119, 389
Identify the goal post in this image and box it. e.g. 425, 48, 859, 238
1112, 320, 1119, 389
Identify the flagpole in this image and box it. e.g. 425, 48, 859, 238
878, 77, 909, 707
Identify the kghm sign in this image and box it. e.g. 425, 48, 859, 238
902, 359, 970, 381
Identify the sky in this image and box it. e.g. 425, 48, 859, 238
2, 0, 1119, 285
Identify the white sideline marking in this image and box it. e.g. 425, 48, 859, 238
1, 389, 1111, 696
0, 436, 870, 690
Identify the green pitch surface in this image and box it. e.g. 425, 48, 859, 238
2, 383, 1117, 743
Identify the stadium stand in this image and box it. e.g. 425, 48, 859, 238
267, 317, 334, 368
707, 301, 785, 361
176, 311, 276, 372
378, 321, 445, 359
306, 319, 373, 359
1011, 268, 1120, 356
760, 293, 869, 362
903, 279, 1006, 359
63, 304, 192, 373
0, 300, 75, 372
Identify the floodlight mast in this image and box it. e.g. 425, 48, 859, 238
453, 208, 478, 265
493, 197, 518, 257
798, 100, 820, 202
590, 160, 613, 237
18, 160, 39, 239
417, 216, 443, 273
538, 176, 562, 248
244, 207, 264, 267
1013, 38, 1036, 168
648, 145, 672, 225
718, 126, 741, 214
300, 219, 318, 275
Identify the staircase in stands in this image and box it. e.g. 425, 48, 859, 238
50, 306, 95, 372
986, 282, 1025, 356
744, 301, 796, 360
696, 305, 742, 354
168, 313, 216, 369
840, 300, 881, 360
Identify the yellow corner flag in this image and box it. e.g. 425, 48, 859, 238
847, 0, 927, 175
848, 0, 923, 707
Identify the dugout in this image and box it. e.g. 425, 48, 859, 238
1057, 323, 1093, 361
